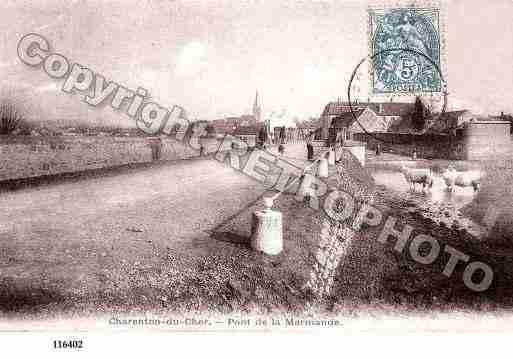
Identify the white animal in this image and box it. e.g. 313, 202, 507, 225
400, 165, 434, 192
442, 167, 482, 192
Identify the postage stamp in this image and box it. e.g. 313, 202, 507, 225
368, 6, 443, 94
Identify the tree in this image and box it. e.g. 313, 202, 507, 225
0, 99, 25, 135
411, 96, 427, 131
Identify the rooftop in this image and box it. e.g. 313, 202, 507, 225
330, 109, 365, 128
210, 115, 259, 134
322, 101, 414, 117
232, 125, 263, 136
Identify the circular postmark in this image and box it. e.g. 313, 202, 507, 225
347, 47, 447, 144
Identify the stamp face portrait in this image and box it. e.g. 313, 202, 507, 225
369, 7, 443, 94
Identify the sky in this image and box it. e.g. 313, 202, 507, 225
1, 0, 512, 128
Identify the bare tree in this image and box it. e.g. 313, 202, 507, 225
0, 99, 25, 135
0, 87, 33, 135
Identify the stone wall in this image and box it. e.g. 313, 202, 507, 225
0, 135, 221, 182
354, 122, 512, 161
353, 132, 466, 160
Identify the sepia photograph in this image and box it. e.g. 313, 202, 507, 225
0, 0, 512, 355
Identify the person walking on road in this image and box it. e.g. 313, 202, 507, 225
306, 138, 314, 161
149, 137, 163, 161
278, 143, 285, 156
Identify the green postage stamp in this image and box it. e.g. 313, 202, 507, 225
368, 5, 445, 95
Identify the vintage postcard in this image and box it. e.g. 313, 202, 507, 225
0, 0, 512, 356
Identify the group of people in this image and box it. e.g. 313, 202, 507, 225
305, 129, 343, 162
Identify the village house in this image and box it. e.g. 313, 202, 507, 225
491, 112, 513, 134
319, 100, 414, 141
209, 115, 258, 136
321, 98, 511, 160
207, 91, 272, 147
232, 125, 263, 147
427, 110, 474, 134
208, 91, 265, 137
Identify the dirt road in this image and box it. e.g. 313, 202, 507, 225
0, 158, 269, 314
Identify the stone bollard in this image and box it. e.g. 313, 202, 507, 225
296, 174, 311, 201
318, 157, 329, 178
250, 197, 283, 255
328, 149, 335, 166
335, 147, 342, 162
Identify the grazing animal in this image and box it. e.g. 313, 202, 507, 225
442, 168, 482, 192
400, 165, 434, 192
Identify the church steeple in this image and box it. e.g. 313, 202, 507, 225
253, 91, 261, 122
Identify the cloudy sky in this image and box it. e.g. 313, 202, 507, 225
1, 0, 512, 127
